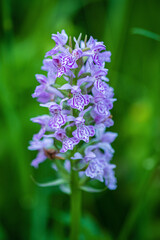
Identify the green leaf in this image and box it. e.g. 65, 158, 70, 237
131, 28, 160, 41
80, 185, 107, 193
31, 176, 67, 187
59, 184, 71, 195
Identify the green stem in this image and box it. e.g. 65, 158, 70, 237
70, 160, 81, 240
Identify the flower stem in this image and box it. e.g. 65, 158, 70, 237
70, 160, 81, 240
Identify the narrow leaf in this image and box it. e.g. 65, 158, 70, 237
60, 184, 71, 195
80, 185, 107, 193
131, 28, 160, 41
31, 176, 67, 187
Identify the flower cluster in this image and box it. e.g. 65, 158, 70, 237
29, 30, 117, 190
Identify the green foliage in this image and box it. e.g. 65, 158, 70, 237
0, 0, 160, 239
31, 177, 67, 187
80, 185, 107, 193
131, 28, 160, 41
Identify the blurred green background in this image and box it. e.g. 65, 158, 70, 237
0, 0, 160, 239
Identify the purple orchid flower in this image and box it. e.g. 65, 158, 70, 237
83, 36, 108, 65
54, 129, 79, 153
92, 86, 116, 117
94, 97, 111, 116
90, 109, 114, 127
52, 47, 83, 78
45, 30, 68, 57
41, 59, 57, 81
59, 84, 90, 111
52, 30, 68, 46
84, 148, 117, 189
40, 98, 68, 129
32, 85, 52, 103
52, 52, 77, 78
84, 149, 106, 182
28, 138, 53, 168
32, 73, 64, 103
104, 164, 117, 190
72, 116, 95, 143
31, 115, 52, 140
78, 65, 109, 95
95, 123, 118, 143
29, 30, 117, 190
85, 159, 104, 182
85, 136, 115, 162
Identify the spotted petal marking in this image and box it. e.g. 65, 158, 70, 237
48, 114, 67, 129
93, 54, 101, 66
95, 100, 110, 116
57, 66, 66, 78
60, 137, 79, 153
62, 55, 75, 68
87, 126, 95, 137
73, 125, 95, 143
68, 93, 90, 111
94, 79, 105, 94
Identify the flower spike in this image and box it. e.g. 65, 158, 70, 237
29, 30, 117, 190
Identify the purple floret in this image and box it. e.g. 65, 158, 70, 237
68, 91, 90, 112
54, 129, 79, 153
29, 138, 53, 168
31, 115, 51, 140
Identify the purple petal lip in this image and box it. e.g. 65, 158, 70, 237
60, 137, 79, 153
35, 74, 47, 84
51, 30, 68, 46
48, 114, 67, 129
68, 92, 90, 111
72, 124, 95, 143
